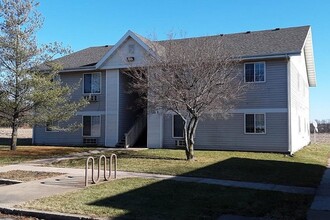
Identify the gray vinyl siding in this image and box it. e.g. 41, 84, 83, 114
161, 59, 289, 152
34, 71, 107, 146
238, 59, 288, 109
163, 113, 288, 152
34, 115, 106, 146
147, 114, 163, 148
118, 72, 139, 140
59, 71, 106, 111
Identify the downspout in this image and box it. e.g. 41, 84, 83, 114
287, 54, 292, 155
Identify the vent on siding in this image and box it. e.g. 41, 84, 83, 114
84, 95, 98, 102
83, 138, 97, 145
175, 140, 185, 147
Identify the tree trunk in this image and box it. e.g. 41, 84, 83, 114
185, 116, 199, 161
185, 144, 194, 160
10, 120, 19, 151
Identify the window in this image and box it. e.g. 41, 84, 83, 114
84, 73, 101, 94
245, 114, 266, 134
298, 116, 301, 133
45, 121, 59, 132
173, 115, 184, 138
244, 62, 265, 82
83, 116, 101, 137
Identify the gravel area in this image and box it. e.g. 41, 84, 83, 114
0, 128, 32, 139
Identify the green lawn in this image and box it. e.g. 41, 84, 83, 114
21, 178, 312, 219
0, 146, 96, 166
53, 144, 330, 187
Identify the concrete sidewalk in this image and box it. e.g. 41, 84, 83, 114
308, 158, 330, 219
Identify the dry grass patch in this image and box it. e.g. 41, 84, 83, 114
0, 146, 96, 165
0, 170, 63, 182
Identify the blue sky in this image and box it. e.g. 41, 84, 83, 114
37, 0, 330, 120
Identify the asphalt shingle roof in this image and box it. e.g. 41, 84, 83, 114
55, 26, 310, 70
53, 45, 112, 70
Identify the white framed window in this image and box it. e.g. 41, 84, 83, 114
244, 62, 266, 83
298, 116, 301, 133
83, 115, 101, 137
45, 121, 59, 132
245, 113, 266, 134
172, 115, 184, 138
83, 73, 101, 94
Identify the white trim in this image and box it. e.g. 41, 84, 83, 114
104, 69, 120, 146
172, 114, 184, 138
82, 115, 101, 138
82, 72, 101, 94
164, 108, 287, 114
287, 58, 292, 153
116, 71, 120, 141
96, 30, 157, 69
241, 53, 299, 60
32, 125, 35, 144
57, 53, 300, 73
244, 113, 267, 135
77, 111, 105, 116
231, 108, 287, 114
159, 114, 163, 147
105, 72, 108, 146
99, 63, 147, 70
244, 61, 266, 83
301, 27, 316, 87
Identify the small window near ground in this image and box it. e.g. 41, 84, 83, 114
245, 114, 266, 134
83, 116, 101, 137
84, 73, 101, 94
173, 115, 184, 138
244, 62, 265, 83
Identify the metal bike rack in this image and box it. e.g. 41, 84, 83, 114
85, 154, 117, 187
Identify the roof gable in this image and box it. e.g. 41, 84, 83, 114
96, 30, 164, 69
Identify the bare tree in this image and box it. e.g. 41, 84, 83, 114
0, 0, 87, 150
126, 34, 246, 160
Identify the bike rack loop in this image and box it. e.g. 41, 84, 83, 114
85, 154, 117, 187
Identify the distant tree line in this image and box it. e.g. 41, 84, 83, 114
310, 119, 330, 133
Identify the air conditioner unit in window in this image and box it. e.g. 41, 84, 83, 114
84, 95, 98, 102
175, 140, 185, 147
83, 138, 97, 145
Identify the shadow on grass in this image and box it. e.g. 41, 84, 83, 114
88, 158, 322, 219
0, 138, 32, 145
182, 157, 325, 187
